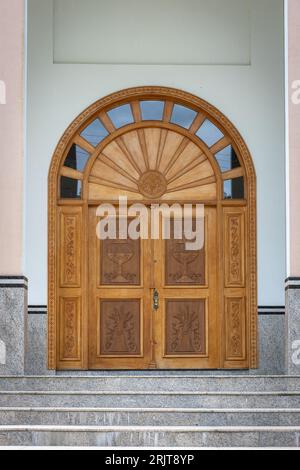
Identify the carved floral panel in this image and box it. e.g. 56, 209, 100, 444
225, 296, 245, 360
165, 299, 206, 355
59, 297, 81, 361
225, 211, 245, 287
60, 210, 81, 287
100, 300, 141, 355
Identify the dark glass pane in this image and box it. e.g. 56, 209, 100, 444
60, 176, 82, 199
196, 119, 224, 147
107, 104, 134, 128
215, 145, 240, 172
80, 119, 109, 147
64, 144, 89, 172
223, 177, 244, 199
140, 100, 164, 121
170, 104, 197, 129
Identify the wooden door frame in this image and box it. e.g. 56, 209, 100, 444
48, 86, 257, 370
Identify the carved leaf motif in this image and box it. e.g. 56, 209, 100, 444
170, 306, 202, 353
229, 217, 241, 282
104, 306, 137, 353
231, 302, 242, 356
225, 296, 246, 361
63, 300, 77, 358
64, 216, 77, 284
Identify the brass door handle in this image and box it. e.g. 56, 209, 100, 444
153, 288, 159, 310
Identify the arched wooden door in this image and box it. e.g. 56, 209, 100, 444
48, 87, 257, 370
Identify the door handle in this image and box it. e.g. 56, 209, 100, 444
153, 288, 159, 310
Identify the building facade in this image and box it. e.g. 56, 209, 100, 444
0, 0, 299, 377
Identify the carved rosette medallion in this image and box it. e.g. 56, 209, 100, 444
138, 170, 167, 198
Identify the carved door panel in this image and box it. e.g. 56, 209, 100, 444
88, 207, 152, 369
88, 205, 219, 369
153, 207, 219, 368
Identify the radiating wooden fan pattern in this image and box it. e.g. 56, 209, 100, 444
88, 128, 216, 200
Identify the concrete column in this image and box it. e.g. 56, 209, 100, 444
286, 0, 300, 374
0, 0, 26, 375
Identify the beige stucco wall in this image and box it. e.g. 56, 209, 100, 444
288, 0, 300, 276
0, 0, 24, 275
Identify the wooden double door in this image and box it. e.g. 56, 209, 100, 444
88, 205, 219, 369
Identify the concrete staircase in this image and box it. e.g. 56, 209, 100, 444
0, 374, 300, 447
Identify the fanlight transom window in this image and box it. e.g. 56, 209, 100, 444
59, 98, 244, 200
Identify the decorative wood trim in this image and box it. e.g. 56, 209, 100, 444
48, 86, 257, 370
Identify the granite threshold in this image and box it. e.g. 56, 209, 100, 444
1, 374, 300, 379
1, 425, 300, 432
1, 407, 300, 413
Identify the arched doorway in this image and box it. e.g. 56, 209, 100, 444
48, 87, 257, 370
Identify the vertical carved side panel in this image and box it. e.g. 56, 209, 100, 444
225, 296, 246, 360
60, 209, 81, 287
223, 207, 248, 368
59, 297, 81, 361
57, 206, 83, 368
224, 211, 245, 287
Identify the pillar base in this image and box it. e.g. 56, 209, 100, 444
286, 278, 300, 375
0, 276, 27, 375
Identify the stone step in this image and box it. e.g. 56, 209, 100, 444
1, 407, 300, 426
1, 375, 300, 392
0, 425, 299, 447
1, 391, 300, 408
